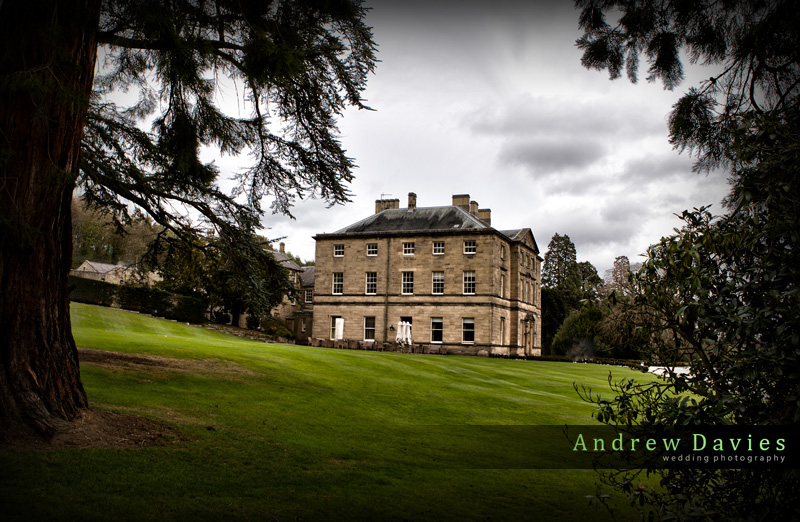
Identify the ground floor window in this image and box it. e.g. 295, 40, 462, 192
330, 316, 343, 340
301, 318, 307, 333
500, 316, 506, 345
462, 318, 475, 344
364, 316, 376, 341
431, 317, 443, 343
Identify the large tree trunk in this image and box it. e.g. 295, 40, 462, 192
0, 0, 101, 437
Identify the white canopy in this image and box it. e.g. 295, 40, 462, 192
395, 321, 412, 345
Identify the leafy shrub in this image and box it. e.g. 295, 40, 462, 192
164, 295, 207, 324
213, 310, 231, 325
550, 303, 609, 358
245, 314, 260, 330
260, 315, 293, 339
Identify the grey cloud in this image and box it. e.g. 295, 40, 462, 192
621, 153, 696, 184
547, 209, 645, 252
601, 198, 648, 223
498, 138, 605, 175
466, 95, 666, 141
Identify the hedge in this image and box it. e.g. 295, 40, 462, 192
118, 284, 171, 316
69, 275, 208, 324
68, 275, 117, 307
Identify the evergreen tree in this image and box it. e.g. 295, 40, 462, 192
0, 0, 376, 437
541, 233, 580, 291
540, 234, 601, 353
576, 260, 603, 300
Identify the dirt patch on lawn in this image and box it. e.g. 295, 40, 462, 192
78, 347, 255, 377
51, 409, 179, 448
2, 409, 181, 449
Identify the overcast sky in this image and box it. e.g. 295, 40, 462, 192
240, 0, 731, 276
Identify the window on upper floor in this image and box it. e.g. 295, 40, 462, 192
334, 244, 344, 257
433, 241, 445, 255
403, 242, 415, 255
463, 271, 476, 295
367, 243, 378, 256
501, 244, 506, 259
402, 271, 414, 294
464, 240, 477, 254
432, 271, 444, 295
365, 272, 377, 295
305, 289, 313, 303
332, 272, 343, 295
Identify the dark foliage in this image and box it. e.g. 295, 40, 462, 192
68, 276, 118, 308
575, 1, 800, 519
541, 234, 602, 353
576, 0, 800, 172
1, 0, 375, 435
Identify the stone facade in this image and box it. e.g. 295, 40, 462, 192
285, 266, 315, 343
312, 193, 542, 356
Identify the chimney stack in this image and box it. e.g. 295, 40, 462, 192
408, 192, 417, 210
469, 200, 479, 216
375, 198, 400, 214
279, 242, 286, 254
452, 194, 470, 211
477, 209, 492, 226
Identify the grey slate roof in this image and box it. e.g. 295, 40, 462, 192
332, 206, 490, 235
301, 266, 315, 287
501, 229, 540, 253
80, 261, 130, 273
499, 229, 524, 241
316, 204, 539, 254
268, 250, 302, 272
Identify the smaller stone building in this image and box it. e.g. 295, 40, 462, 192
261, 244, 314, 342
286, 266, 315, 343
71, 260, 137, 285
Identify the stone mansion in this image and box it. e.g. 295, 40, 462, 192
310, 193, 542, 356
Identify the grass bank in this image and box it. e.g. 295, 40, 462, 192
0, 303, 650, 521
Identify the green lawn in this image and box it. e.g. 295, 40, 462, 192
0, 303, 650, 521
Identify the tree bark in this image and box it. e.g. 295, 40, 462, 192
0, 0, 100, 437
